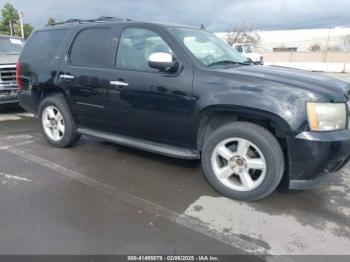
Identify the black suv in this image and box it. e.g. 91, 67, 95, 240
18, 17, 350, 201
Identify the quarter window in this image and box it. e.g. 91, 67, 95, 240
70, 28, 111, 67
116, 28, 172, 72
21, 29, 67, 64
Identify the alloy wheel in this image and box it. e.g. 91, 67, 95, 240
42, 106, 65, 142
211, 137, 267, 191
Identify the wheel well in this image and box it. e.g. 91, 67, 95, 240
41, 87, 65, 99
197, 111, 288, 151
33, 87, 66, 114
196, 110, 290, 187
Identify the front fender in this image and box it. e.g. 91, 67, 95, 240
192, 70, 311, 134
192, 104, 293, 150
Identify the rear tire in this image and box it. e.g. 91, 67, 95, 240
201, 122, 284, 201
38, 94, 80, 148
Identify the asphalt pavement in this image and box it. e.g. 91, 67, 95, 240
0, 73, 350, 259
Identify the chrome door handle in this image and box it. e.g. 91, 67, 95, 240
59, 74, 75, 79
110, 80, 128, 87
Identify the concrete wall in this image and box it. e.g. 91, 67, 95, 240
263, 52, 350, 73
262, 52, 350, 63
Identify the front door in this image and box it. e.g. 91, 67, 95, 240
106, 27, 194, 148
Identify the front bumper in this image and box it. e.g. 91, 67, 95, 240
0, 83, 18, 105
288, 129, 350, 190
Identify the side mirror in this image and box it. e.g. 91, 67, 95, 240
148, 52, 179, 72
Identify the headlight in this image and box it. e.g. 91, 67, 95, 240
306, 102, 347, 131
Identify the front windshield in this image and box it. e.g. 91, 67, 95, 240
243, 45, 252, 53
0, 37, 24, 54
169, 28, 247, 66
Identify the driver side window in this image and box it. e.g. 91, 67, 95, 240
116, 27, 172, 72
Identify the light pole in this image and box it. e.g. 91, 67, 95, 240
9, 20, 13, 36
325, 27, 332, 62
19, 12, 24, 38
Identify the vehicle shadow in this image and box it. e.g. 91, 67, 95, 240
0, 103, 25, 113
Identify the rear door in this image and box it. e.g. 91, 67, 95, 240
59, 26, 114, 129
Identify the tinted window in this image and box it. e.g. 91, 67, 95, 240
116, 28, 172, 72
70, 28, 111, 67
21, 29, 67, 64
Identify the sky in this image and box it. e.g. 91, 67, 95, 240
2, 0, 350, 31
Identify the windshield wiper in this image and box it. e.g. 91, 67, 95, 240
207, 60, 250, 67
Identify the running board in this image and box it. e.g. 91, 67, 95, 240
77, 128, 200, 159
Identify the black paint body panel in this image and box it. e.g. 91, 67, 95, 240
18, 21, 350, 187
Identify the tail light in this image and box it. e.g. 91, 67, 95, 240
16, 61, 22, 93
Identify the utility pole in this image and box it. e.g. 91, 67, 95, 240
19, 12, 24, 38
325, 27, 332, 62
9, 20, 13, 36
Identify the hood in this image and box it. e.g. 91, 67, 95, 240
0, 54, 19, 65
215, 65, 350, 102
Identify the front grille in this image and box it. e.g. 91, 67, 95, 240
0, 65, 16, 83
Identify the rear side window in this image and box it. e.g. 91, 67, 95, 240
21, 29, 68, 64
70, 28, 111, 67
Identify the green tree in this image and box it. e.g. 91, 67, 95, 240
13, 22, 33, 38
46, 17, 56, 26
0, 23, 8, 35
22, 23, 33, 38
0, 3, 19, 34
0, 3, 34, 38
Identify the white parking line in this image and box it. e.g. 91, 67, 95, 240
0, 172, 32, 183
0, 112, 34, 122
3, 145, 294, 261
14, 112, 35, 118
3, 134, 34, 140
0, 140, 35, 150
0, 114, 22, 121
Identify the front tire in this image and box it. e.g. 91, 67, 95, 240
38, 94, 80, 148
202, 122, 284, 201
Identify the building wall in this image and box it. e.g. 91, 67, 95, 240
262, 52, 350, 73
216, 27, 350, 52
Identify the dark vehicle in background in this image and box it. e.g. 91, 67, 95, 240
0, 35, 24, 105
17, 18, 350, 201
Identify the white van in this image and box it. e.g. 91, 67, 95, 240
233, 43, 263, 65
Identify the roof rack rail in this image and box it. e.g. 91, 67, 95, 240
51, 16, 132, 26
